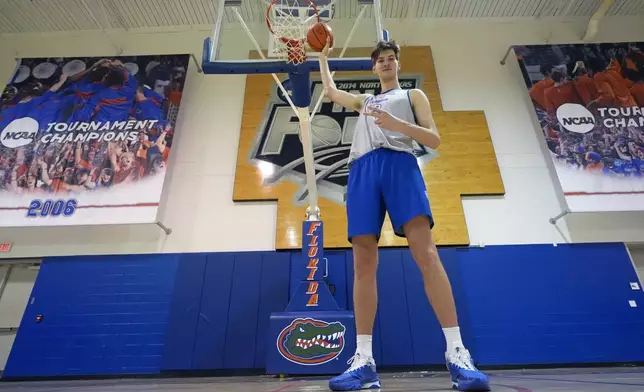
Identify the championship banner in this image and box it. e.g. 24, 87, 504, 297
0, 54, 189, 226
515, 43, 644, 212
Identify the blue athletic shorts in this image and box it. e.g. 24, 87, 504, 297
346, 148, 434, 242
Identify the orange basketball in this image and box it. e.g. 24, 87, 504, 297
307, 22, 334, 52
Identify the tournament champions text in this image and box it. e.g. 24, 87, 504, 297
2, 119, 159, 148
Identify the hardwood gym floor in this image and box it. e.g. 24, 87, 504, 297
2, 367, 644, 391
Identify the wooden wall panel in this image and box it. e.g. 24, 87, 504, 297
233, 46, 504, 249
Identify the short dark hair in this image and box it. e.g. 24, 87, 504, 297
86, 66, 109, 83
371, 40, 400, 65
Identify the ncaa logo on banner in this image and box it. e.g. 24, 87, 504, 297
276, 318, 346, 366
0, 118, 37, 148
556, 103, 596, 134
248, 75, 435, 205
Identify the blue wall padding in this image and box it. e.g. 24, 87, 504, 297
376, 249, 415, 366
327, 251, 349, 310
5, 254, 178, 377
459, 243, 644, 365
222, 252, 263, 369
163, 254, 207, 370
253, 252, 290, 369
4, 243, 644, 378
191, 253, 235, 370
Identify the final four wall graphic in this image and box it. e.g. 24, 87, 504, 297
515, 42, 644, 212
234, 46, 505, 249
0, 54, 189, 226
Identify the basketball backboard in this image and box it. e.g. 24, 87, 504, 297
202, 0, 387, 74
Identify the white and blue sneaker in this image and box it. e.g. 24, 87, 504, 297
328, 353, 381, 391
446, 347, 491, 391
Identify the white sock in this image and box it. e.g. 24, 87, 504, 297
443, 327, 464, 353
356, 334, 373, 359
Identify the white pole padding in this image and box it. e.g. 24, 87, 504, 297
297, 107, 319, 217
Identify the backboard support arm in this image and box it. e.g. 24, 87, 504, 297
373, 0, 384, 41
210, 0, 229, 62
231, 6, 299, 116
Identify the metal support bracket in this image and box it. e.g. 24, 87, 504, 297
80, 0, 123, 55
500, 46, 514, 65
549, 209, 570, 225
190, 53, 204, 73
583, 0, 616, 41
210, 0, 233, 62
156, 221, 172, 235
0, 265, 12, 301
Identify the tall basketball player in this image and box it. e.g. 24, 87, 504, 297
319, 39, 491, 392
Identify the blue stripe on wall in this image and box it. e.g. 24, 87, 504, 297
4, 243, 644, 378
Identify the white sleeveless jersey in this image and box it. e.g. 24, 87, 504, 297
348, 88, 419, 165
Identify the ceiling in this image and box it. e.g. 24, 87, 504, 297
0, 0, 643, 34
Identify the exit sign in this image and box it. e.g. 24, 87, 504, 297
0, 243, 12, 252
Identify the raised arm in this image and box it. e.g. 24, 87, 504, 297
69, 58, 110, 82
49, 73, 68, 93
38, 159, 53, 187
319, 38, 368, 113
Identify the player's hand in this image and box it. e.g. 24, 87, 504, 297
365, 106, 406, 132
320, 36, 332, 58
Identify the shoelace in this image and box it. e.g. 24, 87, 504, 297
345, 353, 371, 372
449, 347, 478, 371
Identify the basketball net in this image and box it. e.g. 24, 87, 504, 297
266, 0, 320, 65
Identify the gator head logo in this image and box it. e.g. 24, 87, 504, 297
276, 318, 346, 365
